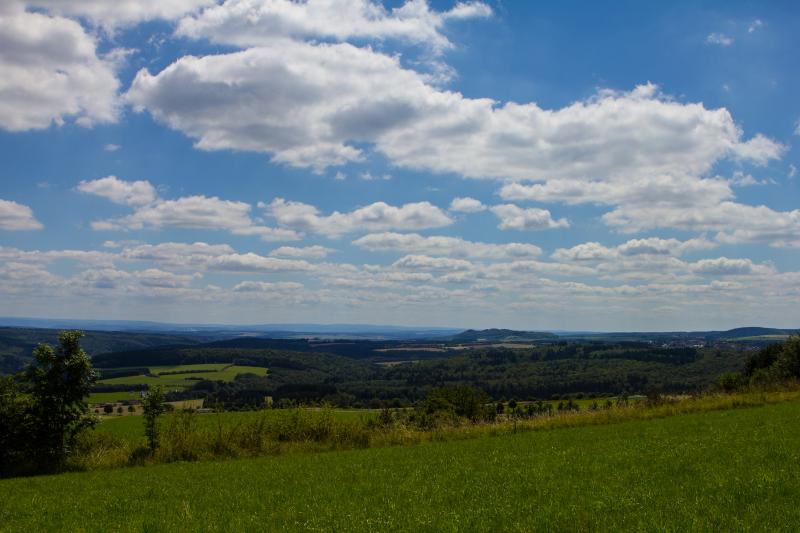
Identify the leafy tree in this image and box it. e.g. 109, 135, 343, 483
26, 330, 97, 467
774, 336, 800, 380
424, 386, 492, 421
738, 336, 800, 386
744, 343, 782, 377
142, 386, 166, 453
0, 376, 35, 475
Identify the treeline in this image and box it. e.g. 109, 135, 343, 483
91, 338, 450, 367
717, 336, 800, 391
92, 338, 702, 369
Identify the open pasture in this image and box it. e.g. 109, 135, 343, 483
1, 400, 799, 531
87, 391, 142, 404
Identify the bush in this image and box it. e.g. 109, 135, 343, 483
160, 410, 201, 461
128, 446, 152, 466
422, 386, 493, 422
68, 431, 130, 471
717, 372, 747, 392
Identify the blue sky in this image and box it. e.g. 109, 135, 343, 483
0, 0, 798, 330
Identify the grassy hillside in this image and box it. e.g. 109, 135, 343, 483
1, 400, 798, 531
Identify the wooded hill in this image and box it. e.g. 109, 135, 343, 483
89, 339, 748, 407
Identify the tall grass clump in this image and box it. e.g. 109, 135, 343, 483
115, 406, 374, 467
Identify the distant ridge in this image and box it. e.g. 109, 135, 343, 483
448, 329, 557, 342
0, 317, 795, 341
703, 327, 800, 339
0, 317, 461, 340
553, 327, 799, 340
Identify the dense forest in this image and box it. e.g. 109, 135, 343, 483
91, 339, 749, 407
0, 328, 206, 374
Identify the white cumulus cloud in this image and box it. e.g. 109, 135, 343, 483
86, 179, 300, 241
0, 3, 120, 131
690, 257, 773, 276
77, 176, 158, 206
265, 198, 452, 237
0, 199, 44, 230
449, 197, 486, 213
207, 253, 313, 273
176, 0, 491, 53
232, 280, 304, 293
28, 0, 215, 29
490, 204, 569, 231
353, 232, 541, 259
392, 254, 473, 271
268, 245, 334, 259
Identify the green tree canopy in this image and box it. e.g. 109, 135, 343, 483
26, 330, 97, 466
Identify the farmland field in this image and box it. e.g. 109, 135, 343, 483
87, 391, 142, 404
2, 400, 799, 531
95, 364, 268, 392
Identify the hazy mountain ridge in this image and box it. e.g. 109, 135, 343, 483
448, 329, 558, 342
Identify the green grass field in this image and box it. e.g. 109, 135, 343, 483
87, 391, 142, 404
94, 364, 268, 393
2, 400, 798, 531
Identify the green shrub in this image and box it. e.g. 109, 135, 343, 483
717, 372, 747, 392
142, 386, 166, 453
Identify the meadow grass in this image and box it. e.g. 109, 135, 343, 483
95, 407, 378, 443
55, 389, 800, 474
149, 364, 232, 375
1, 400, 799, 531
